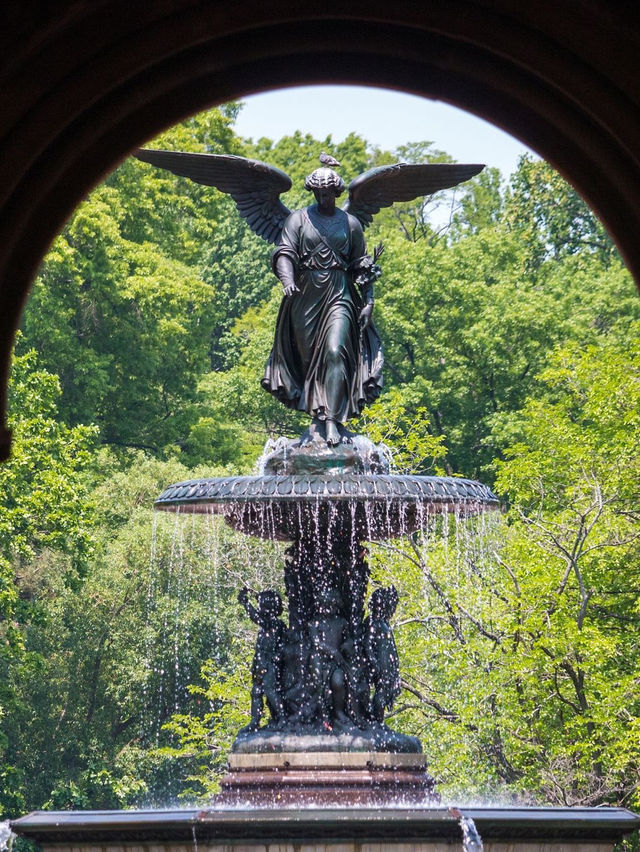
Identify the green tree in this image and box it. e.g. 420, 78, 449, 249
5, 452, 233, 810
21, 187, 218, 454
365, 140, 458, 245
108, 107, 243, 266
19, 108, 245, 458
451, 166, 503, 237
492, 332, 640, 807
194, 290, 307, 451
0, 350, 96, 816
374, 222, 638, 480
504, 154, 617, 268
356, 385, 446, 474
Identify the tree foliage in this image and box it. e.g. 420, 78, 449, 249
0, 350, 96, 815
504, 154, 617, 268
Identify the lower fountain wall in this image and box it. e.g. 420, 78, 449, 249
11, 807, 640, 852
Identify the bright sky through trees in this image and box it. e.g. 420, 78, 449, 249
234, 85, 534, 179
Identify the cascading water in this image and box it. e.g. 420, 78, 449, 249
140, 504, 287, 748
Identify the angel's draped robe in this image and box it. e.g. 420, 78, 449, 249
262, 205, 383, 423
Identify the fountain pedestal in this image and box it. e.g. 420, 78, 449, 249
154, 437, 497, 799
218, 751, 436, 807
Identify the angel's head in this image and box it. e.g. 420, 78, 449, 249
305, 168, 344, 214
305, 166, 344, 194
305, 167, 344, 196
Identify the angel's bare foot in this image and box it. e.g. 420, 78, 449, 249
338, 422, 355, 444
325, 420, 341, 446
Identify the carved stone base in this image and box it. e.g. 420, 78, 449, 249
216, 751, 439, 807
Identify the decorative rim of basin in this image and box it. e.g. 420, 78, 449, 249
154, 474, 499, 513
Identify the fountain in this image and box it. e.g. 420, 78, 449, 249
11, 150, 640, 849
154, 433, 498, 807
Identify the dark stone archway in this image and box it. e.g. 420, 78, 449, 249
2, 1, 640, 458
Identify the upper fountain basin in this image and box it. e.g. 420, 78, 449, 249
154, 473, 499, 540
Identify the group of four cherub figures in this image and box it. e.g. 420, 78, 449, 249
237, 583, 401, 734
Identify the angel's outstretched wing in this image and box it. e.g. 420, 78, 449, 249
342, 162, 485, 229
135, 149, 293, 244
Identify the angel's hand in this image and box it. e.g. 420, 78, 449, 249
282, 281, 300, 297
359, 302, 374, 330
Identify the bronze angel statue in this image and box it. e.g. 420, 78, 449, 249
136, 148, 483, 446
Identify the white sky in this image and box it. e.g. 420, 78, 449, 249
233, 85, 535, 181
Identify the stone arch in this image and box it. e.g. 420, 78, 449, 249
2, 1, 640, 457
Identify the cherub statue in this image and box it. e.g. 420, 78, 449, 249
364, 585, 401, 722
281, 626, 313, 723
136, 148, 483, 446
237, 587, 286, 731
342, 634, 373, 727
308, 587, 350, 725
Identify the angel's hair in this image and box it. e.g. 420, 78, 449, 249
304, 167, 345, 195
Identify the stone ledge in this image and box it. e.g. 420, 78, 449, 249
11, 806, 640, 849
